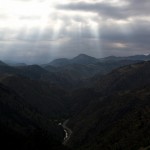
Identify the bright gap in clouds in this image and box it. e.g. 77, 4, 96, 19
0, 0, 56, 28
0, 0, 149, 64
0, 0, 101, 64
0, 0, 98, 34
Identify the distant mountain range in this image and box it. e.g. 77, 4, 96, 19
43, 54, 98, 67
100, 54, 150, 62
1, 54, 146, 88
43, 54, 146, 82
44, 53, 150, 67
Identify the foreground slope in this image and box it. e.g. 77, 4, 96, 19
0, 74, 69, 118
0, 56, 150, 150
68, 61, 150, 150
0, 83, 69, 149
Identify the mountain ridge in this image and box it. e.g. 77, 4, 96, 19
0, 54, 150, 150
44, 53, 150, 67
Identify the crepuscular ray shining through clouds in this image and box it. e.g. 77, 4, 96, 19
0, 0, 150, 64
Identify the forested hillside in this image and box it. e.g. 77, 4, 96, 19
0, 55, 149, 150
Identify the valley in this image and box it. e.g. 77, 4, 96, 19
0, 54, 150, 150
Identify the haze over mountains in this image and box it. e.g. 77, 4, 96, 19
0, 54, 150, 150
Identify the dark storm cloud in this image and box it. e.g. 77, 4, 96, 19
99, 21, 150, 44
57, 0, 150, 19
57, 2, 126, 19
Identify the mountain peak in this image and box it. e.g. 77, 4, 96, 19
72, 54, 98, 65
74, 54, 94, 59
0, 60, 7, 66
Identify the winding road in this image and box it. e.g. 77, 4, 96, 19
62, 119, 72, 145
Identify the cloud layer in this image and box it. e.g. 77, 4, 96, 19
0, 0, 150, 64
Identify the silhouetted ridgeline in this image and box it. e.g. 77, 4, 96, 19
0, 54, 150, 149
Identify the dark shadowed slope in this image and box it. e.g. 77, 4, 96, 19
69, 61, 150, 115
1, 56, 150, 150
0, 83, 71, 150
67, 61, 150, 150
95, 61, 150, 94
0, 74, 69, 118
0, 60, 8, 66
69, 86, 150, 150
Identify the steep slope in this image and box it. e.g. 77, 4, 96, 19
0, 83, 69, 149
69, 86, 150, 150
68, 61, 150, 150
0, 83, 60, 133
95, 61, 150, 94
0, 74, 69, 118
69, 61, 150, 114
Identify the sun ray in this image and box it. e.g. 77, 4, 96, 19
0, 0, 109, 61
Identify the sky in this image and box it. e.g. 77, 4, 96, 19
0, 0, 150, 64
